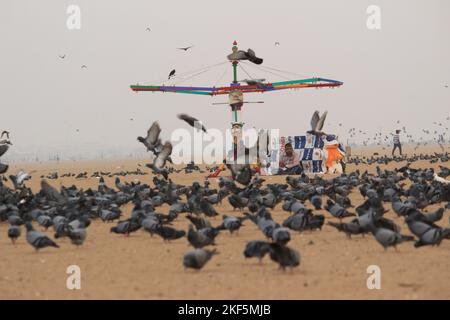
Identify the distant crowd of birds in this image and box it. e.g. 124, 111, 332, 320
348, 152, 449, 166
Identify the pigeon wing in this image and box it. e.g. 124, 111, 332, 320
310, 111, 319, 131
316, 111, 328, 131
0, 144, 9, 157
154, 142, 172, 169
147, 121, 161, 145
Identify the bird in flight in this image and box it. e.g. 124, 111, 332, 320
168, 69, 176, 79
445, 84, 449, 88
59, 54, 66, 59
146, 27, 151, 31
177, 45, 194, 51
177, 113, 208, 133
274, 42, 280, 46
81, 65, 87, 69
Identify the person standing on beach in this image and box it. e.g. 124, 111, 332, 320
392, 130, 402, 156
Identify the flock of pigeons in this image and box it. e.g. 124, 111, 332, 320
1, 117, 450, 271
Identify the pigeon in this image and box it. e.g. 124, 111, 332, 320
186, 215, 212, 230
25, 222, 59, 251
0, 162, 9, 174
8, 225, 21, 244
177, 45, 194, 51
59, 54, 66, 59
325, 199, 355, 220
310, 195, 322, 210
433, 173, 450, 184
141, 215, 161, 237
414, 228, 450, 248
9, 170, 31, 189
187, 224, 217, 248
243, 240, 271, 262
272, 227, 291, 245
99, 208, 122, 222
217, 215, 246, 234
36, 214, 53, 230
177, 113, 207, 133
226, 160, 252, 186
146, 141, 172, 179
67, 226, 87, 246
227, 48, 263, 65
308, 111, 327, 135
81, 65, 87, 69
110, 218, 141, 236
268, 243, 300, 270
371, 227, 414, 250
40, 180, 66, 205
328, 220, 367, 238
168, 69, 176, 79
137, 121, 163, 154
0, 139, 11, 157
154, 225, 186, 242
183, 248, 218, 270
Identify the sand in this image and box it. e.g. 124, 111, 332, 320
0, 145, 449, 300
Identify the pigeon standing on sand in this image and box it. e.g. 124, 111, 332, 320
183, 248, 218, 270
243, 240, 272, 262
325, 199, 355, 220
217, 215, 246, 234
268, 243, 300, 270
187, 224, 218, 248
25, 222, 59, 251
8, 225, 21, 244
154, 225, 186, 242
371, 227, 414, 250
226, 160, 252, 186
9, 170, 30, 189
67, 225, 87, 247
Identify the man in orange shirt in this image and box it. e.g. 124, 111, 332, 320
324, 136, 344, 174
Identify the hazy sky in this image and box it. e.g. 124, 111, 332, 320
1, 0, 449, 160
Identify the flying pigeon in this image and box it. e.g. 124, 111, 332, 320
177, 45, 194, 51
177, 113, 207, 133
146, 141, 172, 179
308, 111, 327, 135
137, 121, 163, 154
227, 48, 263, 65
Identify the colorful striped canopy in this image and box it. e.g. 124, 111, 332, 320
130, 77, 343, 96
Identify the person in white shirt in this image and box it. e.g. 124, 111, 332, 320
278, 143, 302, 175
